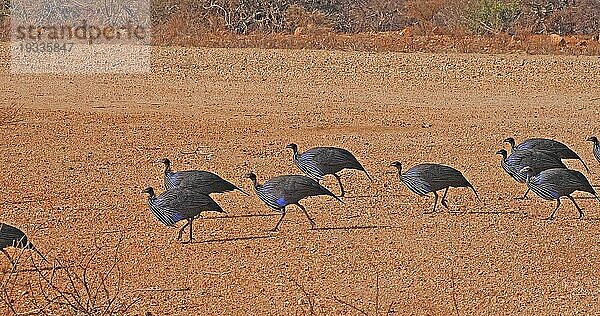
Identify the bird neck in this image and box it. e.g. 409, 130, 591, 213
292, 148, 299, 161
251, 178, 260, 189
164, 164, 172, 175
147, 190, 156, 199
395, 168, 403, 179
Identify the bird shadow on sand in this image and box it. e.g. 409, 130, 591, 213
571, 196, 600, 200
201, 213, 280, 220
191, 235, 276, 244
447, 210, 528, 216
341, 194, 403, 200
573, 217, 600, 221
308, 225, 393, 232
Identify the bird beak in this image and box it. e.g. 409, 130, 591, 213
586, 137, 594, 142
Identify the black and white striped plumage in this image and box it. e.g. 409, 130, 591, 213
161, 158, 248, 196
504, 137, 589, 173
1, 223, 46, 265
391, 162, 480, 213
244, 172, 342, 231
496, 148, 567, 198
142, 186, 224, 242
521, 167, 599, 219
286, 144, 371, 197
586, 136, 600, 165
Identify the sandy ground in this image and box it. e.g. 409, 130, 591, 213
2, 44, 600, 315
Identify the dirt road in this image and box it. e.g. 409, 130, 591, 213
2, 45, 600, 315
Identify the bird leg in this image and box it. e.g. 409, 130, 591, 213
271, 209, 286, 232
177, 219, 191, 241
333, 174, 345, 197
441, 187, 450, 209
425, 192, 439, 214
567, 195, 585, 219
515, 188, 530, 200
545, 199, 561, 220
296, 203, 316, 229
1, 249, 15, 268
186, 218, 196, 244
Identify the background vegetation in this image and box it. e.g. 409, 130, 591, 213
1, 0, 600, 53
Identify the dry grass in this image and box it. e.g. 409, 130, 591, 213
2, 0, 600, 55
1, 236, 141, 315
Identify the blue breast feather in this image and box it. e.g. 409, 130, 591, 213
276, 197, 287, 207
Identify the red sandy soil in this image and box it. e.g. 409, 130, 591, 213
1, 44, 600, 315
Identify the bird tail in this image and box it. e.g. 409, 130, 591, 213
31, 245, 49, 264
580, 158, 591, 174
237, 187, 251, 196
322, 186, 344, 204
363, 169, 373, 182
333, 194, 344, 204
469, 183, 482, 202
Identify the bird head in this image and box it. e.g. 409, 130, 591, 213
519, 166, 534, 175
243, 172, 257, 181
390, 161, 402, 172
503, 137, 516, 148
285, 143, 298, 152
587, 136, 599, 144
141, 187, 155, 197
160, 158, 171, 166
496, 149, 508, 158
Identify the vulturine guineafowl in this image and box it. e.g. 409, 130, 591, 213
285, 144, 371, 197
0, 223, 47, 266
520, 166, 600, 220
161, 158, 248, 196
504, 137, 589, 173
142, 186, 224, 243
496, 148, 567, 199
244, 172, 342, 231
586, 136, 600, 165
391, 162, 480, 213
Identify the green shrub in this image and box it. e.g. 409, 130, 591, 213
466, 0, 521, 35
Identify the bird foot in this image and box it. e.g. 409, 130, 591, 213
268, 228, 280, 233
514, 196, 528, 200
441, 199, 449, 209
181, 237, 196, 244
543, 216, 555, 221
